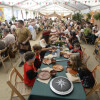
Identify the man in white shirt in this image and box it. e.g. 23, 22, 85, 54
2, 28, 15, 47
92, 25, 98, 33
95, 30, 100, 37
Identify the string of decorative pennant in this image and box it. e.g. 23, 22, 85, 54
0, 0, 100, 5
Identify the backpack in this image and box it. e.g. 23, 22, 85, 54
78, 69, 95, 88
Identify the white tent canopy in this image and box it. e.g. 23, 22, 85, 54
0, 0, 100, 11
0, 0, 100, 20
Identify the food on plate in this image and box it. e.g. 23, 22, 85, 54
52, 64, 63, 71
43, 58, 52, 65
66, 67, 78, 75
63, 54, 70, 58
38, 70, 51, 80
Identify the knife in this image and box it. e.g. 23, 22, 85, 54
56, 59, 69, 62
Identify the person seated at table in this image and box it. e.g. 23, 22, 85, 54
0, 40, 7, 65
2, 28, 15, 47
64, 26, 71, 36
83, 25, 92, 43
90, 30, 100, 44
50, 34, 58, 43
94, 39, 100, 55
24, 51, 40, 86
70, 54, 95, 88
0, 40, 5, 50
66, 31, 79, 50
71, 43, 83, 62
92, 25, 98, 33
40, 30, 52, 58
42, 26, 51, 37
33, 44, 42, 69
69, 54, 83, 71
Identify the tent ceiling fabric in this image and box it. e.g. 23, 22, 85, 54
0, 0, 100, 15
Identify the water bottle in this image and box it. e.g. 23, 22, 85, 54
56, 44, 60, 58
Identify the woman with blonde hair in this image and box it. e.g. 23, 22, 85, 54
70, 54, 83, 71
69, 54, 95, 88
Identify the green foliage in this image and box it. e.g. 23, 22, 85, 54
93, 13, 100, 20
72, 13, 83, 21
55, 42, 64, 47
87, 13, 91, 19
84, 28, 91, 36
11, 16, 16, 21
86, 18, 89, 23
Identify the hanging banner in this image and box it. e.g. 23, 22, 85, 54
0, 8, 5, 22
0, 1, 99, 6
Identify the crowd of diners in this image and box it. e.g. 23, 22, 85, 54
0, 17, 99, 88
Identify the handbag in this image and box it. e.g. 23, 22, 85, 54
19, 43, 30, 51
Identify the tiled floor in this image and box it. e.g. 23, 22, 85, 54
0, 33, 100, 100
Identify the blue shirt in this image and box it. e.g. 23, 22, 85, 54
28, 25, 34, 33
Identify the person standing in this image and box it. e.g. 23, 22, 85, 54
16, 20, 32, 67
28, 23, 36, 41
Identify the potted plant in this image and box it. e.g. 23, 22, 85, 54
86, 13, 91, 22
11, 16, 16, 22
26, 11, 28, 19
93, 13, 100, 20
72, 13, 83, 21
87, 13, 91, 19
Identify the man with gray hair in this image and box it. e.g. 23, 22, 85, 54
2, 28, 15, 47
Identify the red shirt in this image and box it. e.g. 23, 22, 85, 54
35, 54, 41, 67
69, 44, 73, 50
24, 62, 36, 86
74, 49, 83, 62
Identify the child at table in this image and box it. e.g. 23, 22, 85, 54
24, 51, 40, 86
33, 44, 42, 69
66, 31, 79, 50
71, 43, 83, 62
94, 40, 100, 54
69, 54, 95, 88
